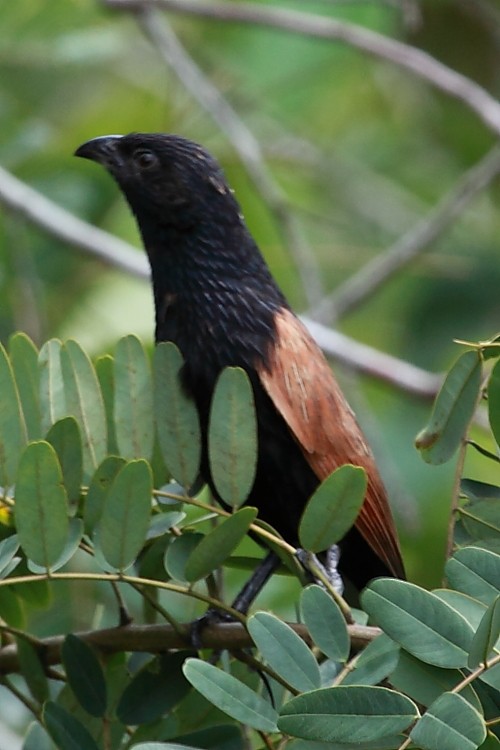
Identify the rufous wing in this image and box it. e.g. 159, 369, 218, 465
258, 307, 404, 579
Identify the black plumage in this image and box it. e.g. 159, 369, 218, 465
75, 133, 404, 591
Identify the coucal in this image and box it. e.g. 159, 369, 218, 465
75, 133, 405, 597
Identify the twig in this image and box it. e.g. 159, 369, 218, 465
105, 0, 500, 139
0, 618, 380, 675
135, 8, 324, 306
0, 165, 148, 279
0, 165, 439, 398
310, 144, 500, 323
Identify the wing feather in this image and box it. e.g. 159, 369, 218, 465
258, 308, 404, 578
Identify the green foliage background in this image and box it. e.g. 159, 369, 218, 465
2, 0, 500, 746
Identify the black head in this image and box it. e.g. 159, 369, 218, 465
74, 133, 241, 231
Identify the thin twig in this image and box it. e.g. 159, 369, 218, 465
135, 8, 324, 306
0, 165, 148, 279
311, 144, 500, 323
105, 0, 500, 139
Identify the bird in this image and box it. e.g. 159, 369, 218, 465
75, 132, 405, 603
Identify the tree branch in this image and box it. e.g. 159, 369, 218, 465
0, 620, 380, 675
310, 144, 500, 323
105, 0, 500, 139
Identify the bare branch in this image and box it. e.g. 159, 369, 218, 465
0, 619, 380, 675
0, 165, 148, 279
135, 8, 324, 306
105, 0, 500, 139
310, 144, 500, 323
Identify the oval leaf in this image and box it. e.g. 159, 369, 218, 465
416, 350, 482, 464
43, 701, 100, 750
0, 535, 20, 577
342, 634, 400, 687
95, 354, 118, 455
117, 652, 191, 724
301, 584, 349, 663
278, 685, 418, 743
114, 335, 154, 460
299, 464, 367, 552
468, 595, 500, 668
97, 459, 152, 570
16, 637, 49, 703
183, 658, 278, 732
410, 692, 486, 750
60, 340, 107, 478
164, 532, 203, 581
0, 342, 28, 486
84, 455, 126, 534
28, 517, 83, 574
184, 507, 257, 582
14, 441, 69, 569
9, 332, 41, 440
46, 417, 83, 503
208, 367, 257, 507
488, 358, 500, 450
361, 578, 474, 668
248, 611, 321, 692
153, 342, 201, 489
62, 634, 107, 717
38, 339, 66, 435
446, 547, 500, 606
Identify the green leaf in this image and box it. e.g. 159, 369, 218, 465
9, 332, 41, 440
95, 354, 118, 455
23, 722, 54, 750
132, 745, 199, 750
28, 518, 83, 574
361, 579, 474, 668
446, 547, 500, 606
278, 685, 418, 743
416, 350, 482, 464
391, 650, 482, 710
184, 507, 257, 582
0, 534, 20, 577
46, 417, 83, 503
164, 532, 203, 581
299, 464, 367, 552
0, 588, 24, 627
14, 441, 69, 569
61, 634, 107, 717
17, 637, 49, 703
38, 339, 66, 435
114, 335, 154, 460
434, 590, 487, 630
461, 501, 500, 542
488, 358, 500, 450
461, 479, 500, 503
43, 701, 100, 750
247, 611, 321, 692
208, 366, 257, 507
410, 692, 486, 750
468, 596, 500, 668
300, 584, 349, 663
342, 634, 400, 687
60, 340, 107, 479
183, 658, 278, 732
84, 455, 126, 534
287, 739, 405, 750
117, 652, 192, 725
97, 459, 152, 570
153, 342, 201, 489
0, 342, 28, 486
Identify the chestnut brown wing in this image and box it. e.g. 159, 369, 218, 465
258, 308, 405, 578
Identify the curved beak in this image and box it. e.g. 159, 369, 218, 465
74, 135, 124, 166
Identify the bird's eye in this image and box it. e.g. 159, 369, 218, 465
133, 149, 158, 169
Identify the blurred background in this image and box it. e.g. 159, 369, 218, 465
2, 0, 500, 742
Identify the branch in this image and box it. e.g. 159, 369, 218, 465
135, 8, 324, 306
0, 620, 380, 675
0, 165, 148, 279
0, 165, 440, 397
310, 144, 500, 323
105, 0, 500, 139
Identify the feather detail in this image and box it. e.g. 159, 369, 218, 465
258, 307, 405, 579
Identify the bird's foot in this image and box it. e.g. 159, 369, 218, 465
296, 545, 344, 595
189, 608, 236, 650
